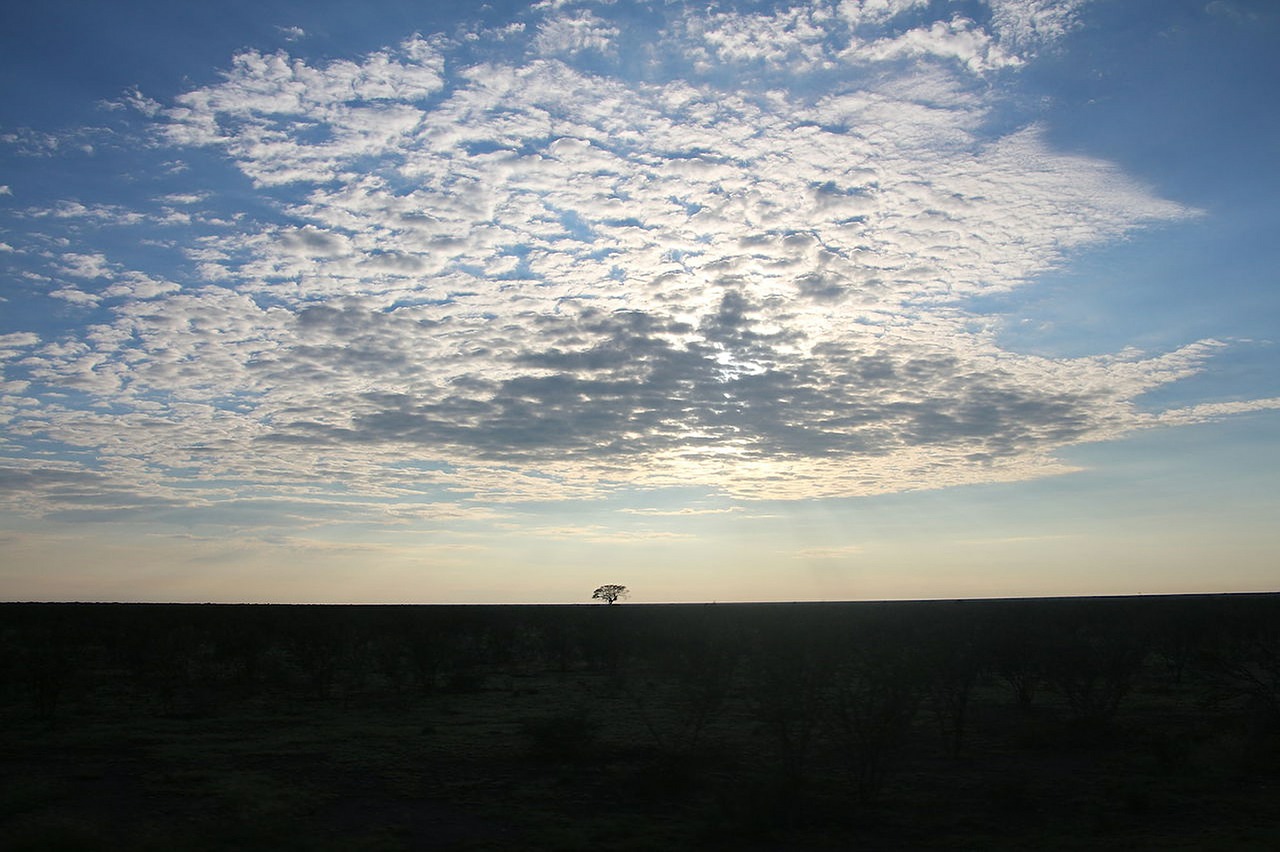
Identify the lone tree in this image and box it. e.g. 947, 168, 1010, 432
592, 584, 629, 605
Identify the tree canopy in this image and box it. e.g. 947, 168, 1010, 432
592, 584, 628, 605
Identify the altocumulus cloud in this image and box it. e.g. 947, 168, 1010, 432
2, 0, 1278, 524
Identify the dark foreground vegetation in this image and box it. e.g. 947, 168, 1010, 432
2, 594, 1279, 850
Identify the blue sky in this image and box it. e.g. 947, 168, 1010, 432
1, 0, 1277, 603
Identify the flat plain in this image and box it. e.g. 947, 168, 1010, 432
2, 594, 1278, 850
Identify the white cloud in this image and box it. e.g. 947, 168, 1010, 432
0, 333, 42, 364
162, 36, 446, 186
124, 86, 163, 118
988, 0, 1089, 55
101, 272, 182, 301
1156, 397, 1280, 426
837, 0, 929, 27
0, 332, 41, 348
793, 544, 863, 560
621, 506, 742, 516
523, 524, 696, 543
0, 0, 1256, 523
55, 252, 115, 278
49, 287, 102, 306
534, 11, 620, 56
852, 17, 1023, 73
26, 201, 147, 225
683, 4, 834, 70
158, 192, 209, 205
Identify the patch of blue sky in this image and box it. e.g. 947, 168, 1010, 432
2, 0, 481, 116
1052, 412, 1280, 519
965, 3, 1279, 407
553, 208, 596, 242
460, 140, 514, 157
666, 199, 705, 218
599, 218, 646, 230
1029, 1, 1280, 205
1134, 347, 1280, 413
0, 288, 68, 342
975, 216, 1279, 411
587, 246, 623, 264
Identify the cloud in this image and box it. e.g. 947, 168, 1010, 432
49, 287, 102, 306
957, 534, 1073, 546
123, 86, 163, 118
158, 192, 209, 205
1, 126, 107, 157
620, 506, 743, 517
680, 4, 834, 71
55, 252, 115, 278
793, 544, 863, 560
533, 10, 620, 56
1155, 397, 1280, 426
25, 202, 147, 226
0, 0, 1259, 524
853, 17, 1023, 73
0, 461, 190, 520
162, 36, 447, 186
0, 332, 42, 351
522, 524, 697, 544
988, 0, 1089, 55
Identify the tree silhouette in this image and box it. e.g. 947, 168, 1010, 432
592, 584, 629, 605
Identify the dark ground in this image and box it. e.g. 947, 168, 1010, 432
2, 594, 1279, 850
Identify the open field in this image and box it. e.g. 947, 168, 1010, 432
2, 594, 1279, 849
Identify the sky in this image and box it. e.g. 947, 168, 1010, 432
1, 0, 1278, 604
